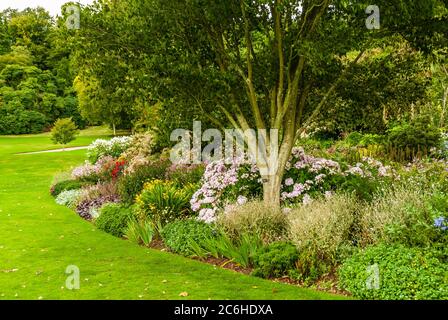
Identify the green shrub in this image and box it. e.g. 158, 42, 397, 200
218, 200, 288, 244
50, 180, 90, 197
117, 159, 170, 204
50, 118, 79, 146
345, 132, 364, 146
135, 180, 194, 228
252, 242, 299, 279
338, 174, 381, 202
338, 244, 448, 300
161, 219, 215, 256
125, 218, 154, 246
387, 115, 441, 150
95, 204, 134, 237
0, 108, 47, 134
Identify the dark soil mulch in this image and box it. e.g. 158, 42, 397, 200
194, 256, 253, 275
148, 239, 167, 251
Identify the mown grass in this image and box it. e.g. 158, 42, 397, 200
0, 128, 347, 300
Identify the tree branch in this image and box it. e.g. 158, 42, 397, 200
295, 49, 366, 140
240, 0, 266, 130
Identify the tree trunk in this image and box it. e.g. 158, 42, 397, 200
112, 123, 116, 136
263, 174, 282, 208
260, 138, 293, 209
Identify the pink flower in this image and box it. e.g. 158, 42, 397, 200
198, 208, 217, 224
302, 194, 312, 205
237, 195, 247, 206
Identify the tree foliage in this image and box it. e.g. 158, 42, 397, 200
51, 117, 79, 146
70, 0, 448, 205
0, 7, 85, 135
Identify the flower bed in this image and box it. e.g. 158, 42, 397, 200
50, 134, 448, 300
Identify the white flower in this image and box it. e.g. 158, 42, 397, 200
237, 195, 248, 206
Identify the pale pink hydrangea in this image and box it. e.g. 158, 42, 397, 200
237, 195, 248, 206
197, 208, 217, 224
302, 194, 312, 205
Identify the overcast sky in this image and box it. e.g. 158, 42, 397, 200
0, 1, 94, 17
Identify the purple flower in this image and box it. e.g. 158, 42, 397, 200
434, 217, 447, 231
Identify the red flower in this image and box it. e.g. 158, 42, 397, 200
111, 160, 127, 179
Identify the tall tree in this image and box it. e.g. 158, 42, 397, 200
73, 0, 448, 206
139, 0, 447, 206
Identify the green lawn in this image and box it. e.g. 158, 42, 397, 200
0, 128, 346, 300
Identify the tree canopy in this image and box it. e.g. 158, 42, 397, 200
1, 0, 447, 205
0, 7, 85, 134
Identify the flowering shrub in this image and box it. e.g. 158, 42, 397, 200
111, 160, 127, 179
281, 148, 396, 203
71, 156, 127, 182
434, 217, 448, 231
71, 162, 98, 181
55, 189, 83, 209
190, 158, 261, 223
87, 136, 132, 164
120, 134, 154, 175
401, 158, 448, 193
193, 148, 396, 223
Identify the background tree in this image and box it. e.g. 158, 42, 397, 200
0, 7, 86, 135
51, 118, 79, 148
